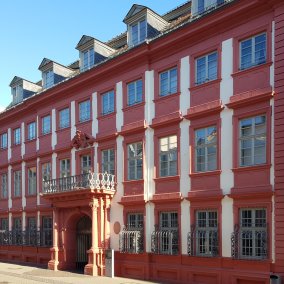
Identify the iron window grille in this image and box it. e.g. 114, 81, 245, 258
231, 209, 268, 260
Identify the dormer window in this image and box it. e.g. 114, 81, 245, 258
192, 0, 225, 16
12, 85, 23, 104
82, 48, 95, 71
43, 70, 54, 89
130, 19, 147, 46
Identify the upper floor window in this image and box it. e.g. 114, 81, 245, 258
239, 115, 266, 167
0, 173, 8, 199
12, 85, 23, 104
81, 155, 91, 174
159, 67, 177, 97
79, 100, 91, 122
13, 217, 22, 230
0, 133, 8, 149
28, 167, 37, 195
42, 115, 51, 135
127, 142, 143, 180
130, 19, 146, 46
60, 159, 70, 178
14, 170, 21, 197
240, 33, 267, 70
195, 126, 217, 172
102, 149, 115, 175
196, 52, 218, 85
27, 122, 36, 141
14, 128, 21, 145
42, 162, 51, 182
159, 135, 177, 177
43, 70, 54, 89
197, 0, 205, 13
82, 48, 95, 71
0, 218, 8, 231
127, 79, 143, 106
59, 108, 70, 129
102, 90, 115, 115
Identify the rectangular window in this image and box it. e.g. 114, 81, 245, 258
59, 108, 70, 129
42, 115, 51, 135
195, 210, 218, 256
127, 79, 143, 106
60, 159, 70, 178
102, 90, 115, 115
196, 51, 218, 85
0, 218, 8, 231
14, 128, 21, 145
159, 135, 177, 177
82, 48, 94, 71
13, 217, 21, 230
102, 149, 115, 175
195, 126, 217, 172
239, 115, 266, 167
27, 122, 36, 141
26, 217, 37, 245
43, 70, 54, 89
81, 155, 92, 174
240, 33, 267, 70
159, 67, 178, 97
1, 174, 8, 199
127, 213, 144, 229
131, 19, 146, 46
197, 0, 205, 13
127, 142, 143, 180
14, 170, 21, 197
28, 167, 37, 195
240, 208, 267, 259
12, 85, 23, 104
79, 100, 91, 122
0, 133, 8, 149
42, 216, 52, 246
42, 163, 51, 182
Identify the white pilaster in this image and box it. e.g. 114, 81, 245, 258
22, 162, 26, 208
180, 56, 190, 115
36, 115, 39, 151
71, 101, 76, 139
71, 148, 76, 176
21, 122, 25, 157
37, 211, 40, 230
37, 158, 40, 206
8, 128, 11, 161
220, 38, 234, 195
52, 153, 57, 179
22, 211, 26, 231
8, 213, 12, 231
8, 165, 12, 209
145, 201, 155, 252
110, 135, 124, 251
116, 81, 123, 132
93, 142, 98, 173
92, 92, 98, 137
145, 70, 155, 125
181, 200, 190, 254
222, 196, 233, 257
51, 109, 57, 149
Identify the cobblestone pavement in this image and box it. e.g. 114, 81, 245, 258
0, 263, 159, 284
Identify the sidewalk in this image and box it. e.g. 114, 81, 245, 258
0, 262, 159, 284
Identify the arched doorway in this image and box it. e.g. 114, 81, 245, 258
76, 215, 92, 271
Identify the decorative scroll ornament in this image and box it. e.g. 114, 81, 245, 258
71, 130, 94, 149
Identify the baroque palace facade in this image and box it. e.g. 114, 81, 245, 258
0, 0, 284, 283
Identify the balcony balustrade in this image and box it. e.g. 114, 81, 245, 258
42, 172, 116, 194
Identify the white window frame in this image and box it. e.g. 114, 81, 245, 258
14, 170, 21, 197
81, 47, 95, 71
101, 90, 115, 115
102, 149, 115, 175
0, 133, 8, 149
28, 167, 37, 195
79, 100, 91, 122
60, 159, 70, 178
239, 115, 266, 167
1, 174, 8, 199
130, 18, 147, 46
42, 115, 51, 135
42, 162, 51, 182
127, 79, 143, 106
12, 85, 23, 104
239, 33, 267, 70
195, 51, 218, 85
43, 69, 54, 89
159, 67, 178, 97
14, 128, 21, 145
195, 126, 217, 172
27, 122, 36, 141
59, 108, 70, 129
81, 155, 92, 174
127, 213, 144, 229
127, 142, 143, 180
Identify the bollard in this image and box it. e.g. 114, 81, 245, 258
270, 274, 281, 284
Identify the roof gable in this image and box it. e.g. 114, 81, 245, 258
9, 76, 23, 87
124, 4, 147, 22
76, 35, 94, 50
38, 58, 53, 70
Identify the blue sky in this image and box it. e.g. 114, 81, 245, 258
0, 0, 188, 110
